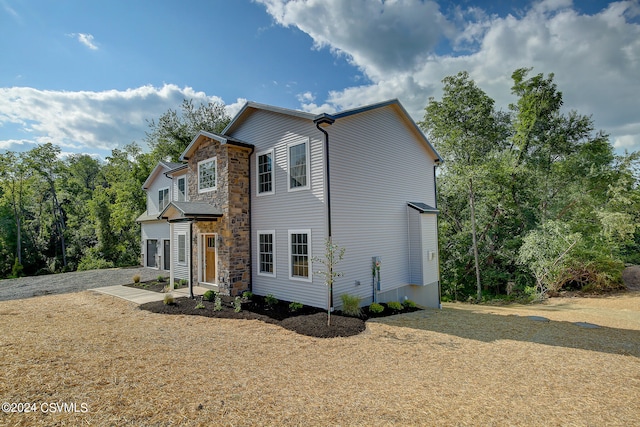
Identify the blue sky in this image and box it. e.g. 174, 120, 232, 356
1, 0, 639, 159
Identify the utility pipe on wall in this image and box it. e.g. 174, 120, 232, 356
314, 113, 335, 313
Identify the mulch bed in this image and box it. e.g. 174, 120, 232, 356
124, 278, 187, 293
139, 294, 420, 338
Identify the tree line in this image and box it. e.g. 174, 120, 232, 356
0, 100, 229, 278
420, 68, 639, 301
1, 71, 638, 303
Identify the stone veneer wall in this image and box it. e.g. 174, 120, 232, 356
187, 137, 251, 296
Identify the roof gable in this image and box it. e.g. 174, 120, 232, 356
222, 101, 316, 136
179, 131, 253, 161
142, 161, 180, 190
222, 99, 441, 163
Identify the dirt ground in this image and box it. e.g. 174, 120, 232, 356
0, 289, 638, 426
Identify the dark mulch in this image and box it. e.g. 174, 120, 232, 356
139, 294, 421, 338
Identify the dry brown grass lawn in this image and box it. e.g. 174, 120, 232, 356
1, 290, 639, 426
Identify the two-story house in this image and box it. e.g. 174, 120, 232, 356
141, 99, 442, 309
136, 160, 183, 271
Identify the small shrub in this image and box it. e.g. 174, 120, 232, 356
162, 285, 171, 293
77, 255, 114, 271
402, 299, 417, 308
132, 274, 141, 283
10, 258, 24, 278
195, 298, 205, 309
265, 294, 278, 308
157, 275, 165, 282
289, 301, 303, 312
340, 294, 362, 317
213, 296, 223, 311
368, 302, 384, 314
233, 296, 242, 313
174, 282, 179, 289
203, 290, 216, 302
242, 291, 254, 300
163, 294, 175, 305
387, 301, 403, 311
179, 279, 188, 287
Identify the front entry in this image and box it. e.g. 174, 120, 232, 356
146, 239, 157, 268
201, 234, 217, 284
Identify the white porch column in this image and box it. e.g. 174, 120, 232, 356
169, 222, 175, 286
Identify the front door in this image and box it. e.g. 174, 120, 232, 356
202, 234, 216, 284
163, 240, 170, 270
146, 240, 157, 268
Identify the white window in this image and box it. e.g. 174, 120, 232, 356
177, 176, 187, 202
288, 229, 311, 281
257, 149, 274, 195
257, 231, 276, 276
177, 234, 186, 264
288, 139, 310, 191
198, 157, 217, 193
158, 187, 169, 211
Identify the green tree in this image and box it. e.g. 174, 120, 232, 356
0, 152, 30, 266
25, 143, 68, 270
420, 71, 508, 301
146, 99, 231, 162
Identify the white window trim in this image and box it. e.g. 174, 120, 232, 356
288, 229, 312, 282
256, 149, 275, 196
198, 157, 217, 193
158, 187, 170, 212
176, 175, 188, 202
177, 233, 187, 265
257, 230, 276, 277
287, 139, 310, 192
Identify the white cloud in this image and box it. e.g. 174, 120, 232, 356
68, 32, 98, 50
256, 0, 453, 80
0, 84, 229, 155
259, 0, 640, 153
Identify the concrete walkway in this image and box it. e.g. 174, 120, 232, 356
93, 284, 211, 304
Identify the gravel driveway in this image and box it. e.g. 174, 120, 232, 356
0, 266, 161, 302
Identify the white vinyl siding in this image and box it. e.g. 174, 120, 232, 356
198, 157, 216, 193
288, 229, 311, 282
257, 230, 275, 276
172, 222, 190, 281
147, 172, 173, 215
287, 139, 310, 191
232, 110, 326, 307
326, 106, 440, 308
257, 149, 274, 195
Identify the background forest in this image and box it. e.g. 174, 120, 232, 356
1, 69, 638, 302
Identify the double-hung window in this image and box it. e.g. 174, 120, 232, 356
158, 188, 169, 211
177, 176, 187, 201
288, 139, 310, 191
257, 231, 275, 276
198, 157, 216, 193
177, 234, 186, 264
257, 150, 274, 195
289, 230, 311, 281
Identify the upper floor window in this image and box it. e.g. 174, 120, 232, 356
288, 140, 310, 191
198, 157, 216, 193
158, 187, 169, 211
177, 176, 187, 201
257, 150, 274, 195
